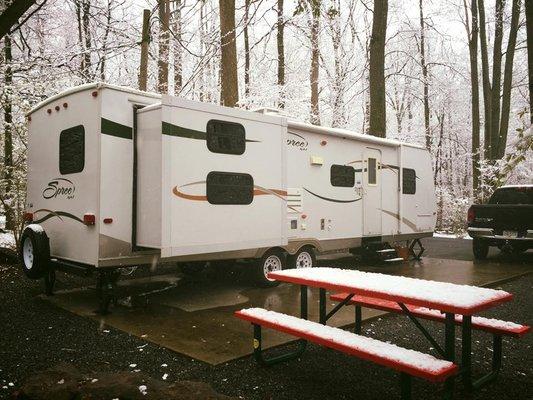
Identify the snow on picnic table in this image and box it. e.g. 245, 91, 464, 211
239, 308, 455, 374
269, 268, 511, 311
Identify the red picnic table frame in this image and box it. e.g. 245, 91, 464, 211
266, 268, 514, 396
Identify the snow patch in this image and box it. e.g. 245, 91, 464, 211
26, 224, 44, 233
0, 232, 15, 249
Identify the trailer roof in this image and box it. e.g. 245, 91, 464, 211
27, 83, 161, 115
288, 120, 426, 150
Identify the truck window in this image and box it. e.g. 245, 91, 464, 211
330, 165, 355, 187
489, 187, 533, 205
367, 158, 377, 185
59, 125, 85, 175
206, 171, 254, 205
402, 168, 416, 194
206, 120, 246, 155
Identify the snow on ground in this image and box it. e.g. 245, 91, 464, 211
0, 232, 16, 249
433, 232, 472, 240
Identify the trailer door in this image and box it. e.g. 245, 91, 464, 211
363, 148, 382, 236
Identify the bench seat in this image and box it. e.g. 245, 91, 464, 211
330, 293, 531, 337
235, 307, 458, 382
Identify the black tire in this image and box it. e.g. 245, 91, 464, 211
473, 238, 489, 260
252, 249, 286, 288
288, 246, 316, 269
511, 243, 528, 254
19, 225, 50, 279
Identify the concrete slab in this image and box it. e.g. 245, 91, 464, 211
43, 252, 532, 366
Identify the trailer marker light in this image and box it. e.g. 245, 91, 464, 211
91, 91, 98, 97
467, 207, 475, 224
23, 212, 33, 222
301, 214, 307, 219
63, 102, 68, 108
84, 214, 96, 225
47, 108, 52, 114
55, 105, 60, 111
103, 218, 113, 224
321, 140, 327, 146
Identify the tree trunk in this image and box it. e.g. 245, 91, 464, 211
419, 0, 431, 149
526, 0, 533, 123
75, 0, 91, 81
3, 33, 14, 229
368, 0, 388, 137
277, 0, 285, 108
100, 0, 112, 81
244, 0, 251, 100
477, 0, 492, 159
330, 0, 344, 128
158, 0, 170, 94
309, 0, 321, 125
219, 0, 239, 107
489, 0, 504, 159
465, 0, 481, 196
496, 0, 521, 158
173, 0, 182, 93
139, 9, 150, 91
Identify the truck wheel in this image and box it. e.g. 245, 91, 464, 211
19, 225, 50, 279
472, 238, 489, 260
253, 249, 285, 288
288, 246, 316, 269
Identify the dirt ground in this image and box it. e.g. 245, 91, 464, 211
0, 239, 531, 399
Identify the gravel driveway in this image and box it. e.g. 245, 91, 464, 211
0, 261, 531, 400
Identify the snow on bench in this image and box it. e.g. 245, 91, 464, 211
235, 308, 458, 382
330, 294, 531, 338
268, 267, 513, 315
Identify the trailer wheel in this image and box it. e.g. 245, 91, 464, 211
288, 246, 316, 269
19, 225, 50, 280
473, 238, 489, 260
253, 249, 285, 287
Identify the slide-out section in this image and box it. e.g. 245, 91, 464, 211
136, 96, 288, 259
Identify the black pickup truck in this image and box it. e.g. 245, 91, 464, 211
467, 185, 533, 259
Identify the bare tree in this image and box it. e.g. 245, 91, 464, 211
464, 0, 481, 195
219, 0, 239, 106
173, 0, 182, 93
158, 0, 170, 94
309, 0, 321, 125
419, 0, 430, 149
496, 0, 521, 158
243, 0, 251, 100
526, 0, 533, 123
2, 32, 13, 229
277, 0, 285, 108
368, 0, 388, 137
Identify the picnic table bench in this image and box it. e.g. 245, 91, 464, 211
235, 267, 529, 399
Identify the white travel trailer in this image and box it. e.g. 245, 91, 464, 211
21, 83, 436, 312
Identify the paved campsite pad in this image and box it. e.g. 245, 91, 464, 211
43, 250, 531, 365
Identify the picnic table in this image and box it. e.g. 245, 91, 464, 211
236, 267, 529, 399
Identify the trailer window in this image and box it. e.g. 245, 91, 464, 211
402, 168, 416, 194
206, 171, 254, 205
206, 120, 246, 155
367, 158, 377, 185
330, 165, 355, 187
59, 125, 85, 175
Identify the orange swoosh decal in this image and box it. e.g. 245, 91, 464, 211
172, 186, 207, 201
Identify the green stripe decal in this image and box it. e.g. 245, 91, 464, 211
162, 122, 206, 140
161, 121, 261, 143
101, 118, 133, 139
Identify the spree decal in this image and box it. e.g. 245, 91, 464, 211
42, 178, 76, 200
286, 132, 308, 151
